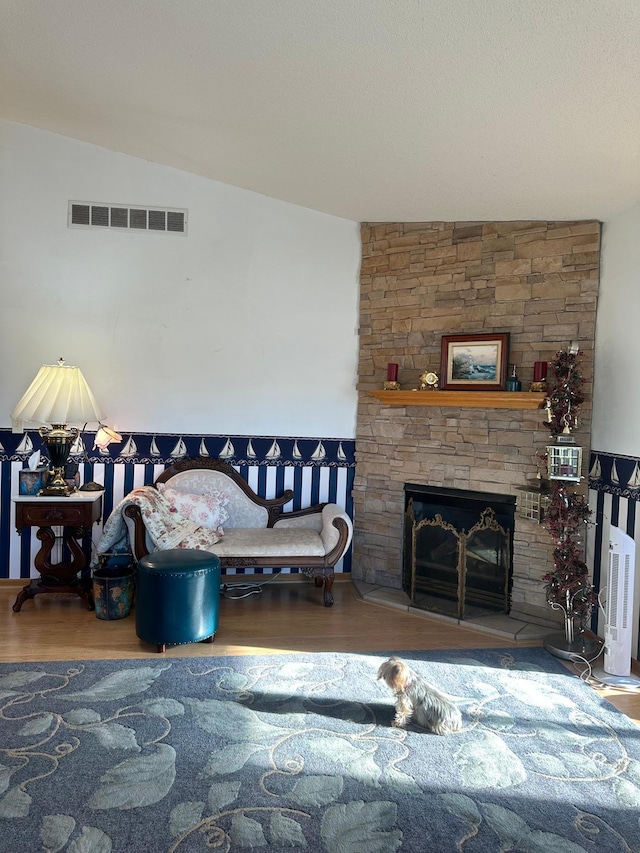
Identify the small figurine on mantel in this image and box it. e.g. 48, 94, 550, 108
418, 370, 439, 390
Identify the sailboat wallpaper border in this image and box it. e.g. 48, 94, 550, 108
588, 449, 640, 498
0, 430, 355, 582
0, 430, 355, 468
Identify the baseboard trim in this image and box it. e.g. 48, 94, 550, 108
0, 574, 353, 588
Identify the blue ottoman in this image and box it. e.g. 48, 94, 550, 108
136, 549, 221, 653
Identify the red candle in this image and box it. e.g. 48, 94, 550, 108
387, 363, 399, 382
533, 361, 548, 382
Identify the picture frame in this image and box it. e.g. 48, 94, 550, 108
440, 333, 510, 390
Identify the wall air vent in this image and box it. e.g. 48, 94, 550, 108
68, 202, 187, 234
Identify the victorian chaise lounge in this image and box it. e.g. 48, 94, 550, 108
117, 458, 353, 606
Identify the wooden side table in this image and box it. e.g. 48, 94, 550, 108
12, 492, 103, 612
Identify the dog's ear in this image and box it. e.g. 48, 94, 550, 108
377, 658, 395, 680
387, 661, 404, 691
378, 658, 406, 691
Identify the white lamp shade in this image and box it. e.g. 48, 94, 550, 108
11, 360, 105, 429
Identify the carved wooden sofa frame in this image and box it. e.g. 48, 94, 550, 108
122, 458, 353, 606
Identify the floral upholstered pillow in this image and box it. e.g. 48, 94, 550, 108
157, 484, 229, 537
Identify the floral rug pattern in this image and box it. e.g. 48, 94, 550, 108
0, 648, 639, 852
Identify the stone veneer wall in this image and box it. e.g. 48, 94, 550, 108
354, 220, 600, 625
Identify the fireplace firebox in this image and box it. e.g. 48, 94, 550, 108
403, 483, 515, 620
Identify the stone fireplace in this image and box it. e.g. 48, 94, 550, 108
403, 483, 515, 620
353, 220, 599, 627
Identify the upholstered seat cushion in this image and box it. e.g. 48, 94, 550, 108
208, 528, 325, 558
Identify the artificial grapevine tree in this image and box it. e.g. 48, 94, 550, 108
541, 346, 594, 640
543, 344, 586, 436
542, 485, 595, 636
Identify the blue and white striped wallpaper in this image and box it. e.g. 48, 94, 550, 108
588, 450, 640, 661
4, 429, 637, 661
0, 430, 355, 581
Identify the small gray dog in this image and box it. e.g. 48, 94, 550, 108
377, 656, 462, 735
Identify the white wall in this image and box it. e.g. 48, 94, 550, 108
0, 120, 361, 438
592, 200, 640, 456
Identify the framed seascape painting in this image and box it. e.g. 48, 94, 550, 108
440, 333, 510, 390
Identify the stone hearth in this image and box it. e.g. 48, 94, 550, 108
353, 220, 599, 627
352, 579, 553, 642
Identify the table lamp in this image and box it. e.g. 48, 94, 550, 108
11, 358, 106, 496
94, 425, 122, 450
75, 423, 124, 491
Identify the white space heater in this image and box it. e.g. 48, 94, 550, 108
594, 526, 640, 689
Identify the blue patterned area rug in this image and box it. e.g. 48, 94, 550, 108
1, 647, 639, 853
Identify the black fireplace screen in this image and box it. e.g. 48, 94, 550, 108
403, 484, 515, 620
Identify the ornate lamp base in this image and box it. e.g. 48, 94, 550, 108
40, 467, 74, 496
39, 424, 78, 496
544, 630, 602, 661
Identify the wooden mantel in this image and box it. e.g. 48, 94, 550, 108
369, 390, 546, 410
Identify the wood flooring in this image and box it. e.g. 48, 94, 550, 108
1, 576, 638, 725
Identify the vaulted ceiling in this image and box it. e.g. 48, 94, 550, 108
1, 0, 639, 222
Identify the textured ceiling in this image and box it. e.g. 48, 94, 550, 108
1, 0, 639, 222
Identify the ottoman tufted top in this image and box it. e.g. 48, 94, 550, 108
138, 549, 221, 574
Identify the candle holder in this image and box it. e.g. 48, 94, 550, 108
530, 360, 549, 392
384, 362, 400, 390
